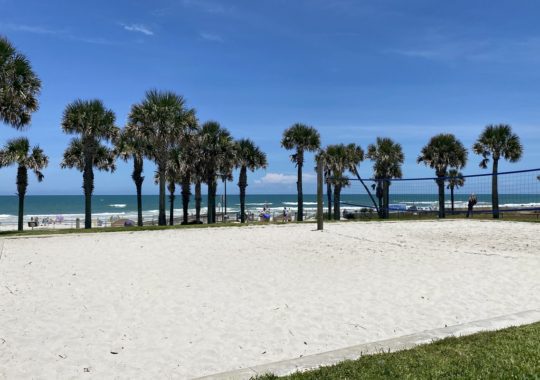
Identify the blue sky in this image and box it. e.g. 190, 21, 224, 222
1, 0, 539, 195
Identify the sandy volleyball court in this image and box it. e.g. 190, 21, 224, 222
0, 220, 539, 378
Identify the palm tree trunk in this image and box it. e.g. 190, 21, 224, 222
333, 185, 342, 220
352, 168, 379, 215
239, 166, 247, 223
376, 180, 383, 218
132, 155, 144, 227
16, 165, 27, 231
207, 175, 216, 224
136, 183, 143, 226
181, 176, 191, 225
437, 176, 445, 218
492, 159, 499, 219
83, 157, 94, 229
326, 181, 332, 220
450, 186, 455, 215
158, 165, 166, 226
195, 181, 202, 223
297, 156, 304, 222
168, 181, 175, 226
383, 180, 390, 219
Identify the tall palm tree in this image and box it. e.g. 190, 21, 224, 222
366, 137, 404, 219
60, 99, 118, 229
322, 144, 364, 220
281, 123, 321, 221
128, 90, 196, 225
199, 121, 235, 224
115, 124, 149, 226
0, 36, 41, 129
417, 134, 468, 218
0, 138, 48, 231
446, 169, 465, 215
473, 124, 522, 219
235, 139, 268, 223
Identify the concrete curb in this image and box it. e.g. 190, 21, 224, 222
195, 309, 540, 380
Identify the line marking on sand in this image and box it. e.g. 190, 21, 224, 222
195, 309, 540, 380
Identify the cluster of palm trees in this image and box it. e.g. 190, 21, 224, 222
289, 126, 522, 221
59, 92, 269, 230
0, 35, 528, 232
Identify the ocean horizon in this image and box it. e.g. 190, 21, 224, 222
1, 193, 539, 227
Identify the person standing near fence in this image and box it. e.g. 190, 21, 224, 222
467, 193, 477, 218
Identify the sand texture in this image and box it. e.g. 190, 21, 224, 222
1, 220, 539, 378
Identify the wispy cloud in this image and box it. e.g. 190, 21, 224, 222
121, 23, 154, 36
0, 23, 62, 35
199, 32, 223, 42
387, 31, 540, 63
0, 22, 115, 45
255, 172, 316, 185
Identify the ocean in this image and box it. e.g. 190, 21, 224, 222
0, 193, 539, 227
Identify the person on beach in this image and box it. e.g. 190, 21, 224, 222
466, 193, 477, 218
282, 207, 288, 222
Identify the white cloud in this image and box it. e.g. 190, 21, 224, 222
200, 32, 223, 42
255, 172, 316, 185
0, 23, 61, 35
122, 24, 154, 36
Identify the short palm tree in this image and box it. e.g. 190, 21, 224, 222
323, 143, 364, 220
417, 134, 468, 218
0, 138, 48, 231
115, 124, 149, 226
366, 137, 404, 219
0, 36, 41, 128
235, 139, 268, 223
165, 147, 181, 225
281, 123, 321, 221
128, 90, 196, 225
60, 99, 118, 229
473, 124, 522, 219
446, 169, 465, 215
199, 121, 235, 224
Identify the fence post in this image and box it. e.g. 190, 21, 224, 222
317, 158, 324, 231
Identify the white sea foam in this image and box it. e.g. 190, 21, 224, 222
109, 204, 127, 208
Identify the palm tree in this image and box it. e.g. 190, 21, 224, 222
199, 121, 235, 224
0, 138, 48, 231
115, 124, 149, 226
177, 132, 197, 225
0, 36, 41, 128
281, 123, 321, 221
446, 169, 465, 215
235, 139, 268, 223
417, 134, 468, 218
366, 137, 404, 219
158, 148, 179, 226
60, 99, 118, 229
128, 90, 196, 225
323, 144, 364, 220
473, 124, 523, 219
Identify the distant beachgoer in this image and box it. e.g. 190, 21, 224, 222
466, 194, 477, 218
283, 207, 288, 222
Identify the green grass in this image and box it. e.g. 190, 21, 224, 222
254, 322, 540, 380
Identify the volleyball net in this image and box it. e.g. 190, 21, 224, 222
335, 168, 540, 216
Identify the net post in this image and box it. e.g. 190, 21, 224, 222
317, 158, 324, 231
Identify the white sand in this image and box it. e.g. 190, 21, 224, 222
0, 220, 539, 378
